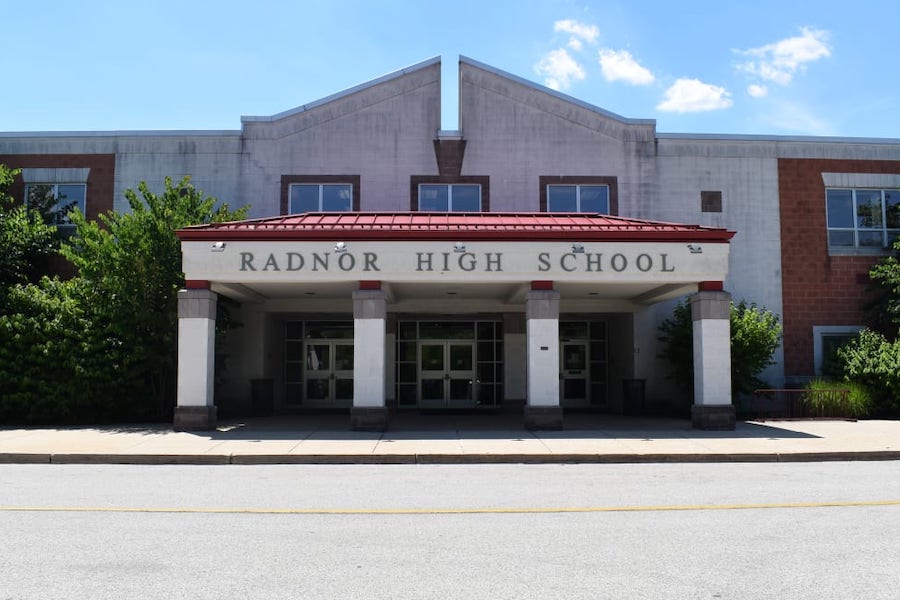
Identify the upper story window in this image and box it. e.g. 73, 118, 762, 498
280, 176, 360, 214
826, 188, 900, 250
418, 184, 482, 212
25, 183, 87, 230
546, 184, 609, 213
289, 183, 353, 213
410, 176, 489, 212
539, 176, 618, 214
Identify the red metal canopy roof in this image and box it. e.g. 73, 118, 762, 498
177, 212, 735, 243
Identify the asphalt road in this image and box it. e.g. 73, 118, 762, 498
2, 462, 899, 599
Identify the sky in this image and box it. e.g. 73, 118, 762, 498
2, 0, 899, 138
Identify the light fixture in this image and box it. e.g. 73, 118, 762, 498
688, 244, 703, 254
453, 242, 466, 253
571, 242, 585, 254
334, 241, 347, 253
211, 241, 226, 252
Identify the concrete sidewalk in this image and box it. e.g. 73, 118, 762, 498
1, 414, 899, 464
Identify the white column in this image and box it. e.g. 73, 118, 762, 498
351, 288, 388, 430
174, 288, 217, 430
525, 289, 563, 429
690, 290, 735, 430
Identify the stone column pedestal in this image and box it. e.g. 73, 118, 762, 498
690, 290, 734, 431
175, 288, 218, 431
352, 288, 388, 431
524, 289, 563, 430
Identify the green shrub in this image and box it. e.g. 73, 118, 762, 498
834, 329, 900, 416
803, 378, 871, 418
658, 299, 782, 402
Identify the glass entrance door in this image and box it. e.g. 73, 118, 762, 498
560, 341, 589, 407
305, 341, 354, 408
419, 341, 476, 408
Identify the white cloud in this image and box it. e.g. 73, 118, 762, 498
747, 84, 768, 98
534, 48, 586, 91
657, 78, 733, 112
568, 38, 584, 52
598, 48, 654, 85
737, 27, 831, 85
554, 20, 600, 45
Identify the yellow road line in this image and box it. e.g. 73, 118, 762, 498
2, 499, 899, 515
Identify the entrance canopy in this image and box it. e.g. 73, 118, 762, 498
178, 212, 735, 308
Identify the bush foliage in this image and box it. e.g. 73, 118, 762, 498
833, 329, 900, 415
0, 176, 247, 423
658, 299, 782, 402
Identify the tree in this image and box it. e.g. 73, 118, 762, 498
0, 165, 58, 298
60, 176, 249, 418
658, 299, 782, 404
867, 237, 900, 338
0, 176, 248, 423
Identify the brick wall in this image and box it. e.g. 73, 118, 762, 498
0, 154, 115, 220
778, 158, 899, 376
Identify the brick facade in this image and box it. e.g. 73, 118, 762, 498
778, 158, 900, 377
0, 154, 116, 221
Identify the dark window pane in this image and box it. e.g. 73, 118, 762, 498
477, 363, 494, 383
421, 345, 444, 370
858, 231, 884, 247
560, 322, 589, 338
335, 379, 353, 401
285, 341, 303, 361
856, 190, 883, 228
398, 362, 417, 383
885, 190, 900, 228
547, 185, 577, 212
398, 322, 417, 340
398, 341, 416, 362
450, 185, 480, 211
579, 186, 609, 214
398, 384, 417, 406
828, 230, 855, 247
449, 344, 473, 370
476, 322, 494, 340
419, 185, 449, 211
334, 344, 354, 370
285, 322, 302, 339
322, 184, 352, 211
290, 184, 319, 213
477, 341, 494, 362
826, 190, 853, 228
56, 184, 86, 224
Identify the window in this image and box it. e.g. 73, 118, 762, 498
813, 326, 863, 376
289, 183, 353, 213
539, 176, 617, 214
25, 183, 86, 229
280, 175, 360, 214
546, 185, 609, 213
418, 184, 481, 212
826, 188, 900, 250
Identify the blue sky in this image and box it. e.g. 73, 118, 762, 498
2, 0, 899, 138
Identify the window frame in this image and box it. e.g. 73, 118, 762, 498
410, 176, 490, 211
812, 325, 864, 376
24, 182, 87, 230
280, 175, 360, 214
539, 176, 618, 214
825, 187, 900, 253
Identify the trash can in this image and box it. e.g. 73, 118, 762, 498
251, 378, 274, 416
623, 378, 646, 416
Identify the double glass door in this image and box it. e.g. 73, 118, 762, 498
419, 341, 476, 407
305, 341, 354, 407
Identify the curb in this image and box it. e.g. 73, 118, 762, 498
0, 451, 898, 465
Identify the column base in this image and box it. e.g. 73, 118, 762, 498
692, 404, 736, 430
524, 405, 563, 430
351, 407, 389, 432
174, 406, 217, 431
